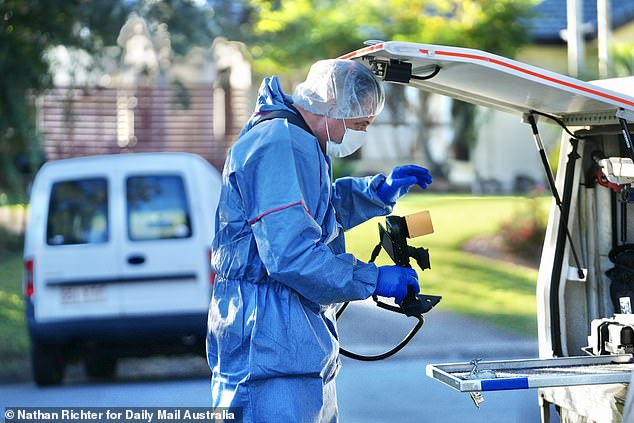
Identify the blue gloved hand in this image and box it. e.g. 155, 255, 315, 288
375, 265, 420, 303
377, 165, 432, 204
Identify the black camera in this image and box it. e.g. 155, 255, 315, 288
337, 211, 442, 361
376, 212, 441, 316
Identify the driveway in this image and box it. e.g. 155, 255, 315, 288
0, 298, 544, 422
335, 298, 542, 422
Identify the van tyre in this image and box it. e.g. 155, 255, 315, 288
31, 342, 65, 386
84, 356, 117, 380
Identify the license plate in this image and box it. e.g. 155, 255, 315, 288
60, 285, 106, 304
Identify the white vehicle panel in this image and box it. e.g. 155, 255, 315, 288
342, 41, 634, 124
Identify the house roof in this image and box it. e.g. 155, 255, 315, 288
531, 0, 634, 43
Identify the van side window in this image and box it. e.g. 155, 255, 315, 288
126, 175, 192, 241
47, 178, 109, 245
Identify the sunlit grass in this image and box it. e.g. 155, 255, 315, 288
345, 193, 551, 336
0, 253, 28, 357
0, 195, 550, 378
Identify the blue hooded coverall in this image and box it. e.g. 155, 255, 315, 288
207, 76, 393, 422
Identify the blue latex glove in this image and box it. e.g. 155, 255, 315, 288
377, 165, 432, 204
375, 265, 420, 303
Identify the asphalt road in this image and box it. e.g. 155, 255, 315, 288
0, 299, 548, 422
335, 299, 544, 422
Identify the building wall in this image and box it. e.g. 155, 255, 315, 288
472, 107, 561, 193
39, 15, 252, 172
37, 85, 250, 172
469, 21, 634, 193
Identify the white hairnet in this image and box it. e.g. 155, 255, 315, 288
292, 59, 385, 119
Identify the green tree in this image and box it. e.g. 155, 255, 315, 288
1, 0, 538, 197
244, 0, 535, 76
241, 0, 536, 175
0, 0, 216, 200
610, 42, 634, 77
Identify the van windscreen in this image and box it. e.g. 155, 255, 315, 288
47, 178, 109, 245
126, 175, 192, 241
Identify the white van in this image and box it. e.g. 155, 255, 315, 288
343, 41, 634, 421
23, 152, 221, 386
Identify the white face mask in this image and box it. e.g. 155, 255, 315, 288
324, 118, 367, 158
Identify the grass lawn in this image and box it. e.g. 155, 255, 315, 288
0, 248, 30, 380
0, 195, 549, 380
345, 193, 550, 337
0, 208, 30, 380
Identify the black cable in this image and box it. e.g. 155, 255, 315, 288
529, 109, 589, 139
335, 301, 349, 319
337, 241, 426, 361
411, 65, 441, 81
338, 316, 424, 361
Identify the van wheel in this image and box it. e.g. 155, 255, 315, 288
31, 342, 65, 386
84, 356, 117, 380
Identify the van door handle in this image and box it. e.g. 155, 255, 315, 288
127, 255, 146, 265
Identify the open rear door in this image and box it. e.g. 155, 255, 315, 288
342, 41, 634, 420
341, 41, 634, 124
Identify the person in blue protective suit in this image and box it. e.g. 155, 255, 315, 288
207, 59, 432, 422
